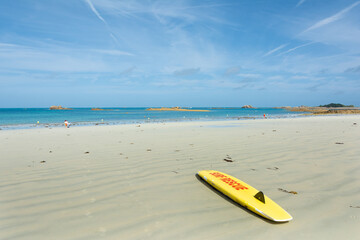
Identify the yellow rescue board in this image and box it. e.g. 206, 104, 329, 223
198, 170, 292, 222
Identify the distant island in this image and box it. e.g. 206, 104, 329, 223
318, 103, 354, 108
241, 105, 255, 109
146, 107, 210, 112
49, 105, 72, 110
211, 106, 255, 109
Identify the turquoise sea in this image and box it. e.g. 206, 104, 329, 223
0, 108, 302, 129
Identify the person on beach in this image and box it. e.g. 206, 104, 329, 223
64, 120, 70, 128
263, 114, 266, 119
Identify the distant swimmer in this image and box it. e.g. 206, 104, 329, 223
64, 120, 70, 128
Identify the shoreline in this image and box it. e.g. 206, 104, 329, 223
2, 107, 360, 131
0, 113, 308, 131
1, 112, 360, 131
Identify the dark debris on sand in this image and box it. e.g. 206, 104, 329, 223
267, 167, 279, 170
278, 188, 298, 195
223, 155, 233, 162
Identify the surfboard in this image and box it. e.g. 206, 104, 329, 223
197, 170, 293, 222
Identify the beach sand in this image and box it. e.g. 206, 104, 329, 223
0, 116, 359, 239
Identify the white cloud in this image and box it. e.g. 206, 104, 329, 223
291, 75, 309, 80
263, 44, 287, 57
237, 73, 261, 78
92, 49, 134, 56
296, 0, 306, 8
303, 1, 360, 33
224, 66, 241, 76
267, 75, 283, 81
173, 68, 200, 76
278, 42, 315, 56
85, 0, 121, 44
0, 43, 134, 72
85, 0, 107, 24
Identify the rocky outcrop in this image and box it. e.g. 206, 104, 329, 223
49, 105, 72, 110
241, 105, 255, 109
281, 106, 360, 115
91, 108, 105, 111
282, 106, 326, 113
312, 109, 360, 115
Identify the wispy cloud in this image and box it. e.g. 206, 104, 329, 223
267, 75, 283, 81
306, 83, 322, 92
84, 0, 121, 44
92, 49, 134, 56
345, 65, 360, 73
85, 0, 107, 24
0, 42, 18, 48
296, 0, 306, 8
278, 42, 315, 56
224, 66, 241, 76
121, 66, 136, 75
303, 1, 360, 33
0, 42, 135, 72
173, 68, 200, 76
263, 44, 287, 57
237, 73, 261, 79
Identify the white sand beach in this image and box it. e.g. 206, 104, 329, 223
0, 115, 359, 239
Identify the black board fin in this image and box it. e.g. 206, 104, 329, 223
254, 191, 265, 204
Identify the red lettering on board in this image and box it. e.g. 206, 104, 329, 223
209, 172, 248, 190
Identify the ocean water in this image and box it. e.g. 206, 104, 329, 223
0, 107, 302, 129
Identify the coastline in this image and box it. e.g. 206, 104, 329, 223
1, 111, 359, 131
0, 113, 302, 131
0, 107, 300, 130
1, 115, 359, 239
2, 107, 360, 131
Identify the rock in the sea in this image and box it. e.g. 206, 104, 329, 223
241, 105, 255, 109
49, 105, 72, 110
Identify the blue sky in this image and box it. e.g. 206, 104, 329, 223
0, 0, 359, 107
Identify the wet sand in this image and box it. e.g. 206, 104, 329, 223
0, 115, 359, 239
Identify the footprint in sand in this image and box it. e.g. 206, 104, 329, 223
98, 227, 107, 236
84, 211, 92, 217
